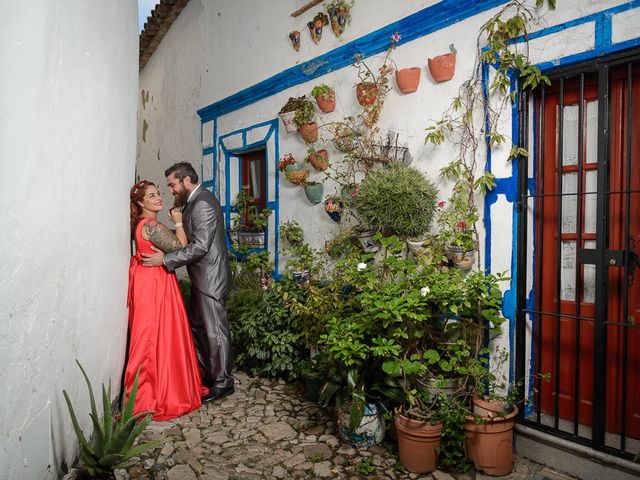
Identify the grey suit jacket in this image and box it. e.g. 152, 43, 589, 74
164, 187, 232, 301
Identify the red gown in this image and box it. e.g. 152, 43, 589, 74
124, 217, 204, 421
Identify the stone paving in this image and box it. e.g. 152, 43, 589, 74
71, 371, 577, 480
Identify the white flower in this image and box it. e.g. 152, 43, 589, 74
420, 286, 430, 297
357, 262, 367, 271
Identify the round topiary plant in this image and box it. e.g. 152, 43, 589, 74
354, 162, 438, 238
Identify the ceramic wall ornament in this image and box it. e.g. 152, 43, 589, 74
326, 3, 352, 37
289, 30, 301, 51
307, 12, 329, 44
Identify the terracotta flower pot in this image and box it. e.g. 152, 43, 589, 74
428, 52, 456, 83
356, 83, 379, 106
395, 67, 421, 93
395, 415, 442, 474
473, 396, 509, 418
298, 122, 318, 143
464, 407, 518, 476
307, 150, 329, 171
315, 91, 335, 113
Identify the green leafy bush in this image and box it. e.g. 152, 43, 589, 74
230, 284, 307, 380
354, 163, 438, 238
63, 361, 166, 478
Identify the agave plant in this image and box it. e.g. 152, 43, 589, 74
63, 361, 166, 477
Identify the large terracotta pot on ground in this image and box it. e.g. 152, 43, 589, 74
428, 52, 456, 82
298, 122, 318, 143
315, 91, 336, 113
464, 407, 518, 476
395, 415, 442, 474
356, 83, 379, 106
395, 67, 421, 93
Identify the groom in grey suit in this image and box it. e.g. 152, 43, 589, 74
142, 162, 234, 403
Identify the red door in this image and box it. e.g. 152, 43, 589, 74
536, 66, 640, 442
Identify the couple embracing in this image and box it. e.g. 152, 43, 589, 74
125, 162, 233, 420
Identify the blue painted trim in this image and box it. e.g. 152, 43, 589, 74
273, 120, 280, 275
197, 0, 507, 121
213, 118, 218, 197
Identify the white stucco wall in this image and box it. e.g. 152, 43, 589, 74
137, 0, 640, 393
0, 1, 138, 479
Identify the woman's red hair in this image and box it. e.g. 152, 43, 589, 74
130, 180, 155, 236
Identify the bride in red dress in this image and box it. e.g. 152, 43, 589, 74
125, 180, 204, 420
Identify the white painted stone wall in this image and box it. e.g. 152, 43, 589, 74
137, 0, 640, 395
0, 1, 138, 479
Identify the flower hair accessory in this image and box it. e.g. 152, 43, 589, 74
130, 180, 152, 200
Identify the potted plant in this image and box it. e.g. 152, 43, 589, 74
435, 196, 479, 271
428, 44, 457, 83
305, 145, 329, 171
285, 168, 310, 186
278, 153, 300, 173
353, 32, 399, 109
324, 195, 344, 222
307, 11, 329, 44
395, 66, 421, 94
232, 185, 273, 248
279, 95, 308, 133
304, 181, 324, 204
311, 83, 336, 113
294, 98, 318, 143
324, 0, 353, 37
353, 163, 438, 240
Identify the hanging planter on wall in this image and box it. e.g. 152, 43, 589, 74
289, 30, 301, 51
395, 67, 421, 94
356, 82, 379, 106
307, 12, 329, 44
298, 122, 319, 143
285, 168, 309, 186
306, 148, 329, 171
324, 196, 343, 222
428, 44, 457, 83
304, 181, 324, 204
311, 84, 336, 113
325, 0, 353, 37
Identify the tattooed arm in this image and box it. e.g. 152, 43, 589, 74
142, 220, 183, 253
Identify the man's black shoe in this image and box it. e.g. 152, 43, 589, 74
202, 385, 235, 404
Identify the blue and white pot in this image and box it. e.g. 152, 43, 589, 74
337, 402, 385, 447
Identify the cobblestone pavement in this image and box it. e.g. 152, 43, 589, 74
91, 372, 576, 480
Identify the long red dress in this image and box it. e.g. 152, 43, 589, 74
124, 217, 204, 421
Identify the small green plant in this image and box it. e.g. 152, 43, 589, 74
357, 456, 375, 475
63, 361, 166, 478
279, 95, 308, 114
232, 185, 272, 233
293, 99, 316, 127
311, 83, 334, 101
279, 220, 304, 245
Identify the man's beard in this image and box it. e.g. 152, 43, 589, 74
173, 188, 190, 208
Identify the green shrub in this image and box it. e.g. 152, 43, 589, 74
354, 163, 438, 238
230, 283, 307, 380
63, 361, 166, 478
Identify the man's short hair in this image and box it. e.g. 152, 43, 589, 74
165, 162, 199, 184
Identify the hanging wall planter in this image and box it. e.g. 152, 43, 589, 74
298, 122, 319, 143
312, 84, 336, 113
304, 182, 324, 204
279, 95, 309, 134
356, 82, 379, 106
307, 12, 329, 44
306, 148, 329, 171
324, 196, 343, 223
279, 111, 297, 133
289, 30, 301, 51
428, 44, 457, 83
395, 67, 421, 94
